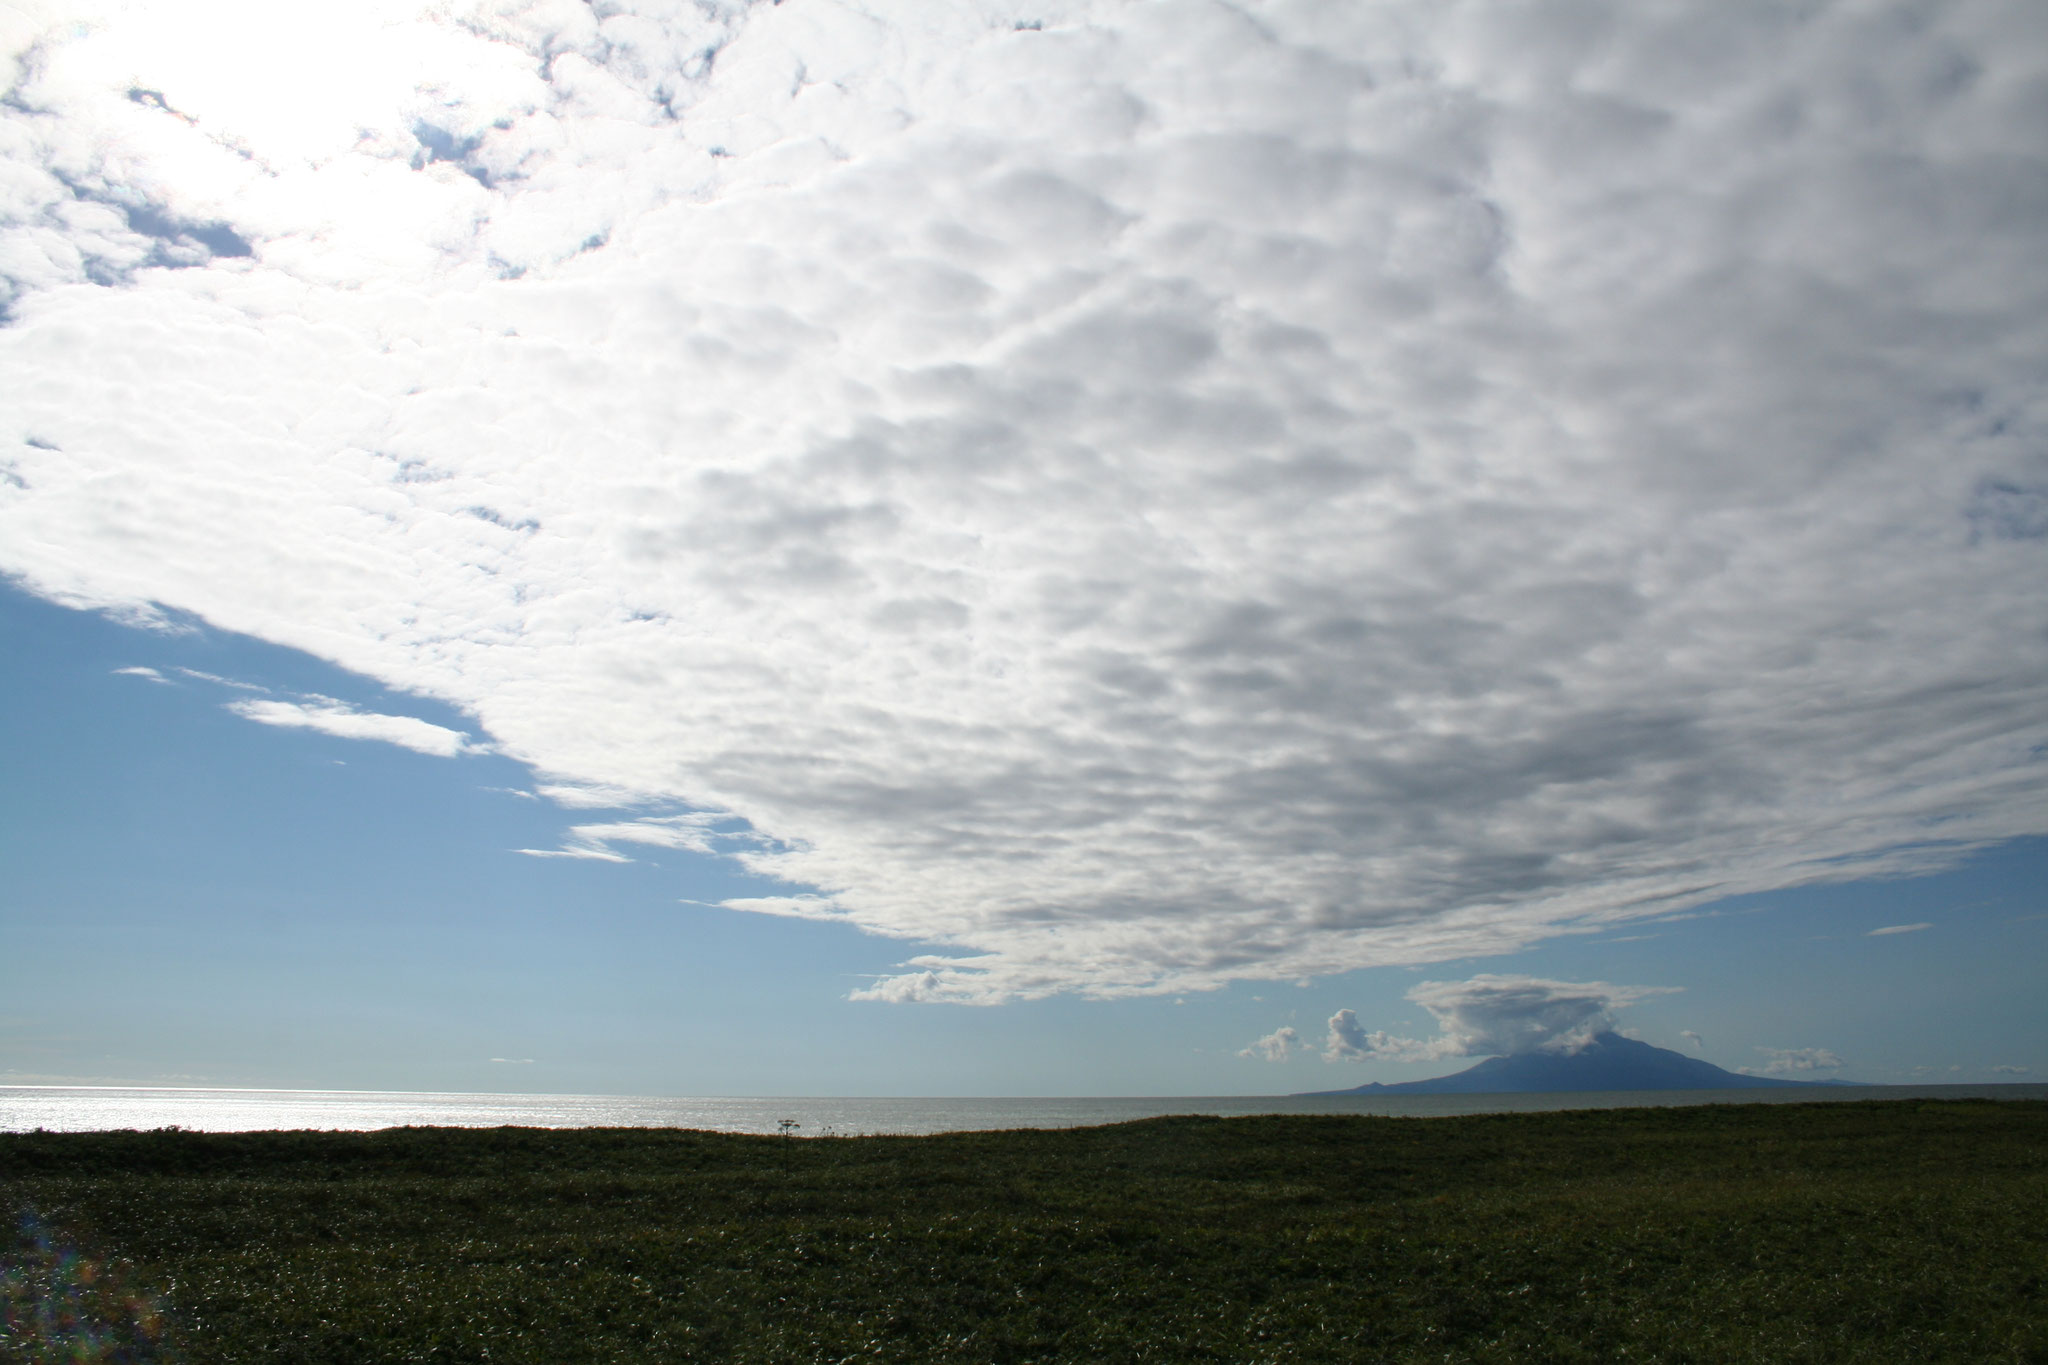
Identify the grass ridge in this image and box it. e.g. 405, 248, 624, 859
3, 1099, 2043, 1362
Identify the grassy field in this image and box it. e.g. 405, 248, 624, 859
2, 1099, 2044, 1363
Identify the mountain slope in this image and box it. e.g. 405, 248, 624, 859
1297, 1032, 1854, 1095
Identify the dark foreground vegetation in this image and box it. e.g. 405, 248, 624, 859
3, 1100, 2044, 1363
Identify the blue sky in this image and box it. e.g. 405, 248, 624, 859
2, 1, 2045, 1095
6, 580, 2041, 1094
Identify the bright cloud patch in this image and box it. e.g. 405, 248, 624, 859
226, 697, 478, 758
1868, 923, 1934, 937
1320, 975, 1676, 1063
4, 1, 2048, 1001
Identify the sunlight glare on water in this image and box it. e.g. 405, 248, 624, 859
6, 1085, 2044, 1136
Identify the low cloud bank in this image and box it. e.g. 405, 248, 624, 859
1745, 1046, 1845, 1076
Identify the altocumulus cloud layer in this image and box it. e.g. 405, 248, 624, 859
3, 0, 2047, 1001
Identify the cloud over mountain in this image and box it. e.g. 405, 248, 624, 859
1320, 975, 1674, 1063
3, 1, 2046, 1001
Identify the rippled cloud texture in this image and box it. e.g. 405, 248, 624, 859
4, 0, 2046, 1002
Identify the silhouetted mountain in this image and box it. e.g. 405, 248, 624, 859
1297, 1032, 1861, 1095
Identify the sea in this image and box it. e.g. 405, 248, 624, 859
4, 1083, 2043, 1136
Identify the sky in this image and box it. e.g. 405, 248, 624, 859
2, 0, 2044, 1096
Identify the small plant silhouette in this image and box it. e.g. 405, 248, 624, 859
776, 1118, 801, 1137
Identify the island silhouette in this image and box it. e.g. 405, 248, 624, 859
1297, 1031, 1860, 1095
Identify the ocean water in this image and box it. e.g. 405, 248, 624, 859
4, 1083, 2042, 1136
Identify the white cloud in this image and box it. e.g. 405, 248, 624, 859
1323, 975, 1676, 1063
1990, 1065, 2030, 1075
1322, 1008, 1449, 1065
112, 665, 168, 683
534, 784, 656, 811
1238, 1025, 1299, 1063
1868, 922, 1934, 936
489, 1057, 536, 1064
1680, 1029, 1704, 1050
175, 668, 265, 691
503, 807, 787, 867
3, 1, 2047, 1001
846, 968, 966, 1005
514, 843, 630, 863
1747, 1046, 1845, 1076
570, 819, 705, 848
562, 812, 762, 855
225, 696, 479, 758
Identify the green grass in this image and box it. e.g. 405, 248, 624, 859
3, 1099, 2044, 1363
